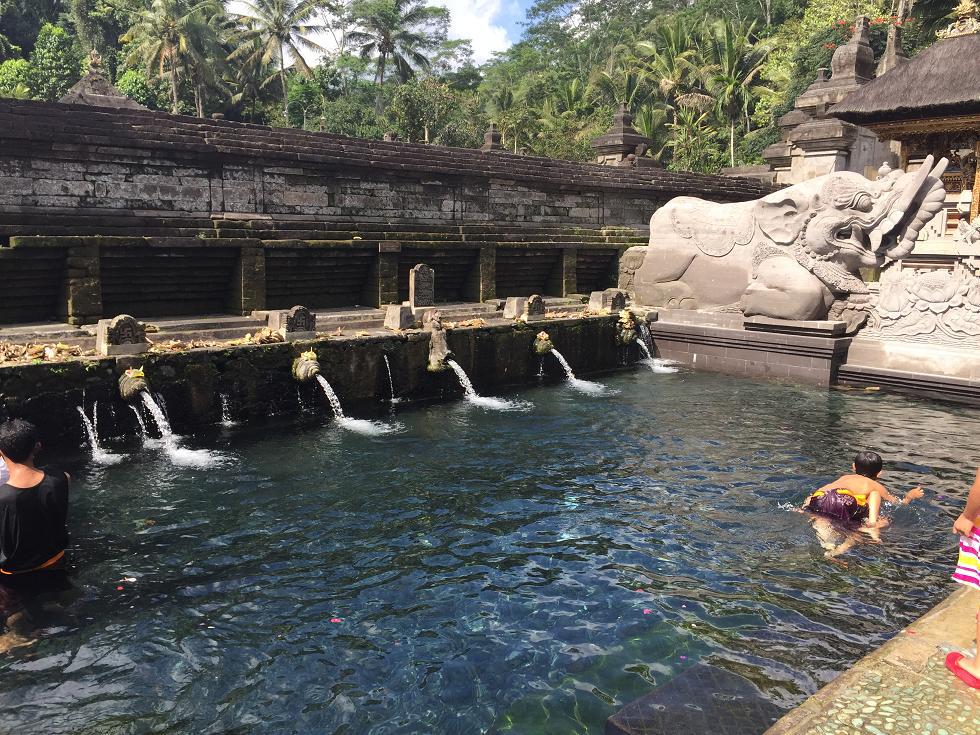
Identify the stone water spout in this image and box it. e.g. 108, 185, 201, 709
292, 350, 321, 383
534, 331, 554, 355
616, 309, 638, 346
118, 367, 148, 402
425, 312, 450, 372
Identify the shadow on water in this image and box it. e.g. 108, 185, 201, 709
2, 369, 978, 734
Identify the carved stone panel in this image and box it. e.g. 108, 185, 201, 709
410, 263, 435, 310
867, 261, 980, 347
269, 305, 316, 341
522, 294, 546, 323
96, 314, 148, 356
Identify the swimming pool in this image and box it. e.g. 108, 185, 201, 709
0, 368, 974, 734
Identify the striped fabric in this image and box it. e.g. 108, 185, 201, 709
953, 527, 980, 590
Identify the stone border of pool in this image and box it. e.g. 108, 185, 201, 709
764, 586, 980, 735
0, 313, 633, 442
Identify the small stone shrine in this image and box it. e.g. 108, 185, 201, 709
269, 305, 316, 341
96, 314, 149, 356
384, 305, 416, 331
522, 294, 546, 323
589, 289, 627, 314
409, 264, 435, 311
503, 297, 527, 320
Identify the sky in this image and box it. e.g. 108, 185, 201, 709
435, 0, 533, 63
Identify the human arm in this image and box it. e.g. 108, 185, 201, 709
953, 467, 980, 536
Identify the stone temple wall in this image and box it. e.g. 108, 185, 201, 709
0, 100, 773, 326
0, 100, 770, 231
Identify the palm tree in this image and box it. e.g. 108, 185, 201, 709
347, 0, 445, 111
121, 0, 221, 114
232, 0, 327, 115
588, 66, 651, 113
636, 17, 697, 124
702, 20, 770, 167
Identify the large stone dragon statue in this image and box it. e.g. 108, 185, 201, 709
630, 156, 948, 327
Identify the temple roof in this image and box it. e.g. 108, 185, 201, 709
830, 32, 980, 125
59, 51, 148, 111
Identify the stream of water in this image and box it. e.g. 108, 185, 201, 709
315, 375, 402, 436
447, 359, 532, 411
549, 348, 613, 394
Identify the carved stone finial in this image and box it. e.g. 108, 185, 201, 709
591, 103, 655, 166
88, 49, 102, 69
269, 305, 316, 341
830, 15, 875, 83
383, 131, 399, 142
521, 294, 546, 323
481, 122, 503, 152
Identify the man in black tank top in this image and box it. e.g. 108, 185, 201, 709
0, 419, 72, 652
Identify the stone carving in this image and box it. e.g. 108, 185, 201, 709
957, 215, 980, 245
589, 289, 627, 313
424, 311, 450, 371
118, 367, 147, 402
410, 264, 435, 310
503, 297, 527, 319
384, 304, 416, 331
867, 260, 980, 346
269, 305, 316, 341
633, 156, 949, 326
616, 309, 638, 345
292, 350, 321, 383
534, 331, 554, 355
522, 294, 546, 323
96, 314, 149, 356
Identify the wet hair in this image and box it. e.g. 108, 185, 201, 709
854, 450, 883, 479
0, 419, 40, 463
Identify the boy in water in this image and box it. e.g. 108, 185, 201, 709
946, 466, 980, 688
0, 419, 72, 652
803, 450, 924, 557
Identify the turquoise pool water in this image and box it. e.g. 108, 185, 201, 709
0, 368, 975, 734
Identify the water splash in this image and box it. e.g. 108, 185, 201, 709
139, 392, 225, 468
130, 405, 148, 441
383, 355, 401, 406
315, 375, 402, 436
76, 405, 124, 465
549, 349, 611, 395
447, 360, 531, 411
220, 395, 238, 428
636, 339, 681, 373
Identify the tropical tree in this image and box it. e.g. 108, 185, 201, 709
27, 24, 83, 102
702, 20, 770, 166
347, 0, 447, 111
636, 18, 698, 123
232, 0, 327, 115
121, 0, 222, 114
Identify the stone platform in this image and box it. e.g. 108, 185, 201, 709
647, 311, 852, 386
765, 587, 980, 735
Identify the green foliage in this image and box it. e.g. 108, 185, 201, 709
115, 67, 171, 110
0, 58, 31, 98
0, 0, 63, 56
385, 77, 482, 146
27, 23, 82, 102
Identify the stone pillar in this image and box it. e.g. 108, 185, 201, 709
233, 240, 265, 314
561, 248, 577, 296
65, 238, 102, 325
478, 244, 496, 302
369, 240, 401, 307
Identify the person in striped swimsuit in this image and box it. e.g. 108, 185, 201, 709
947, 467, 980, 689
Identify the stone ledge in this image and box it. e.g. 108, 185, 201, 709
837, 363, 980, 406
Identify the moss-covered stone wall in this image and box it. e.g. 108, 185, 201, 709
0, 316, 633, 443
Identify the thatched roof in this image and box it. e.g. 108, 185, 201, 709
830, 32, 980, 125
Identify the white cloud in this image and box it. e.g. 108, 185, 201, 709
434, 0, 514, 64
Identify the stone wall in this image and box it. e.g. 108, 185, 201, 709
0, 100, 770, 237
0, 315, 630, 443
